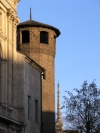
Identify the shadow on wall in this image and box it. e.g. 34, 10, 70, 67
42, 111, 55, 133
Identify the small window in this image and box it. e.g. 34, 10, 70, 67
54, 35, 56, 38
28, 96, 31, 119
40, 31, 48, 44
35, 100, 38, 122
22, 30, 30, 43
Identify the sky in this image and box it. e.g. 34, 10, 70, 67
17, 0, 100, 119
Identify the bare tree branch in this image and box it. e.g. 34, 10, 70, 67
63, 81, 100, 133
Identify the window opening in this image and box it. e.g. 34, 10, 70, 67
22, 30, 30, 43
17, 32, 20, 50
40, 31, 48, 44
28, 96, 31, 119
35, 100, 38, 122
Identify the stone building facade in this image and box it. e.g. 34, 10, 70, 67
0, 0, 61, 133
0, 0, 44, 133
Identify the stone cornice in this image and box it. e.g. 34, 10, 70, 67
6, 0, 20, 10
0, 0, 20, 13
0, 0, 11, 10
14, 0, 20, 5
25, 55, 45, 73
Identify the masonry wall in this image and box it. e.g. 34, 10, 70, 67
0, 1, 42, 133
17, 26, 57, 133
23, 59, 42, 133
0, 0, 24, 133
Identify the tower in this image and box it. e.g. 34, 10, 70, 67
17, 9, 60, 133
55, 82, 63, 133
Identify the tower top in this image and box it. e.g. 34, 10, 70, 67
17, 13, 60, 37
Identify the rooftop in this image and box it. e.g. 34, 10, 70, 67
17, 19, 60, 37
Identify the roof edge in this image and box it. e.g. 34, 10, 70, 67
17, 20, 61, 37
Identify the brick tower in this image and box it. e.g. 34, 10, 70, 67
17, 9, 60, 133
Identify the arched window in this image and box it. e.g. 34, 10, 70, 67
40, 31, 48, 44
22, 30, 30, 43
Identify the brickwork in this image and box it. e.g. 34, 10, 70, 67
17, 22, 60, 133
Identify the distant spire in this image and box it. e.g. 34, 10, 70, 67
30, 7, 32, 20
57, 81, 62, 122
55, 81, 63, 131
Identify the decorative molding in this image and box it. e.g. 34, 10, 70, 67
0, 104, 25, 125
6, 0, 20, 10
0, 32, 7, 41
10, 124, 23, 132
7, 8, 14, 21
14, 0, 20, 6
7, 8, 19, 26
0, 0, 11, 10
13, 16, 20, 27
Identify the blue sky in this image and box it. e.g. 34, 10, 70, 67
17, 0, 100, 115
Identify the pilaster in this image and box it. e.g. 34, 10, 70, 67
7, 8, 20, 105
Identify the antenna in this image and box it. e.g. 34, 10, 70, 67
30, 7, 32, 20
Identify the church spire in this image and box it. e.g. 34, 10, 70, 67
30, 7, 32, 20
57, 81, 62, 122
55, 82, 63, 132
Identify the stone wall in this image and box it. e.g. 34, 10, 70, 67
0, 1, 43, 133
17, 25, 57, 133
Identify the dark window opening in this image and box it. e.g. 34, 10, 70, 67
22, 30, 30, 43
54, 35, 56, 38
35, 100, 38, 122
28, 96, 31, 119
40, 31, 48, 44
17, 33, 20, 50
